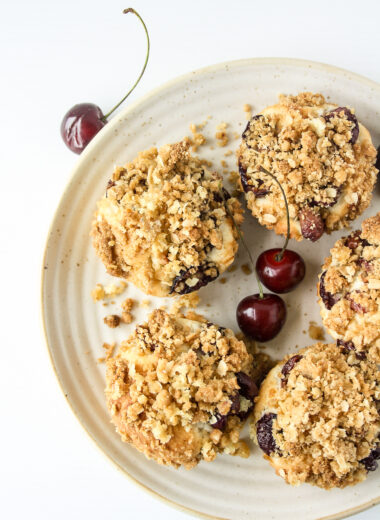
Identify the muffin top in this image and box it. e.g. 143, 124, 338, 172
106, 309, 257, 469
252, 343, 380, 489
92, 139, 243, 296
238, 92, 377, 241
318, 212, 380, 363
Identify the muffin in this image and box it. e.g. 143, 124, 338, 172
92, 139, 242, 297
106, 309, 258, 469
238, 92, 377, 241
252, 343, 380, 489
318, 212, 380, 363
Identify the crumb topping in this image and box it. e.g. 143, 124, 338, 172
106, 310, 254, 468
318, 212, 380, 363
253, 343, 380, 489
92, 140, 243, 297
238, 92, 377, 241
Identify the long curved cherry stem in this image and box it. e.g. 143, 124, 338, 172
102, 8, 150, 121
259, 166, 290, 262
220, 185, 264, 299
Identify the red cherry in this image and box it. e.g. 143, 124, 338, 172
256, 248, 305, 293
236, 294, 287, 342
60, 103, 106, 154
60, 9, 150, 154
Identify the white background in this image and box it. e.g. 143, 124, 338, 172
1, 0, 379, 518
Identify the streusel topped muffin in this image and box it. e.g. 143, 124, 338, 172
106, 310, 259, 469
238, 92, 377, 241
318, 212, 380, 363
92, 139, 243, 297
252, 343, 380, 489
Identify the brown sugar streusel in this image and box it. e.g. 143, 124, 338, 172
252, 342, 380, 489
318, 212, 380, 363
92, 139, 243, 297
238, 92, 377, 241
105, 309, 261, 469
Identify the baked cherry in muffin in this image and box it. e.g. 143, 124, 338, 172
92, 139, 243, 296
252, 342, 380, 489
238, 92, 377, 241
318, 212, 380, 363
106, 310, 259, 468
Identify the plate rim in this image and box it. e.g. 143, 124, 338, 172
41, 56, 380, 520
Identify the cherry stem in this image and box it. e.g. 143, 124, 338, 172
102, 8, 150, 121
220, 185, 264, 299
259, 167, 290, 262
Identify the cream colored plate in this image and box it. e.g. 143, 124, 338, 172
41, 58, 380, 520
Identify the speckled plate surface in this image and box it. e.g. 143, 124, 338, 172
41, 58, 380, 520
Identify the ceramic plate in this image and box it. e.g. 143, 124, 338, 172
41, 58, 380, 520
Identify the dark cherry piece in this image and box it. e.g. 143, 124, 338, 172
376, 146, 380, 171
236, 294, 287, 342
319, 271, 341, 310
281, 354, 303, 387
61, 103, 106, 154
325, 107, 359, 144
236, 372, 258, 400
170, 263, 219, 295
238, 162, 270, 196
211, 413, 227, 431
299, 207, 325, 241
337, 339, 366, 360
360, 446, 380, 472
256, 413, 278, 456
256, 248, 305, 294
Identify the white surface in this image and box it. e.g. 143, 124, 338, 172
1, 0, 379, 519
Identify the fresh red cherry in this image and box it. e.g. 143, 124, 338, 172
236, 294, 287, 342
256, 248, 305, 293
60, 8, 149, 154
61, 104, 106, 154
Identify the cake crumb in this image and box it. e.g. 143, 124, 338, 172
215, 122, 229, 147
219, 277, 227, 284
121, 311, 133, 324
227, 265, 237, 273
103, 314, 121, 328
243, 103, 252, 120
189, 123, 206, 152
241, 263, 252, 275
140, 299, 151, 307
91, 281, 127, 302
224, 150, 233, 157
102, 342, 116, 361
233, 132, 240, 140
308, 321, 325, 340
121, 298, 135, 312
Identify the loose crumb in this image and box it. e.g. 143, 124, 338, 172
91, 281, 127, 302
224, 150, 233, 157
243, 103, 252, 120
189, 123, 206, 152
227, 265, 237, 273
241, 263, 252, 275
140, 299, 151, 307
121, 311, 133, 324
308, 321, 325, 340
103, 314, 121, 328
219, 277, 227, 284
121, 297, 135, 312
103, 342, 116, 361
215, 122, 229, 147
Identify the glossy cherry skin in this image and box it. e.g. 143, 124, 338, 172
256, 248, 306, 294
236, 293, 287, 342
60, 103, 107, 154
